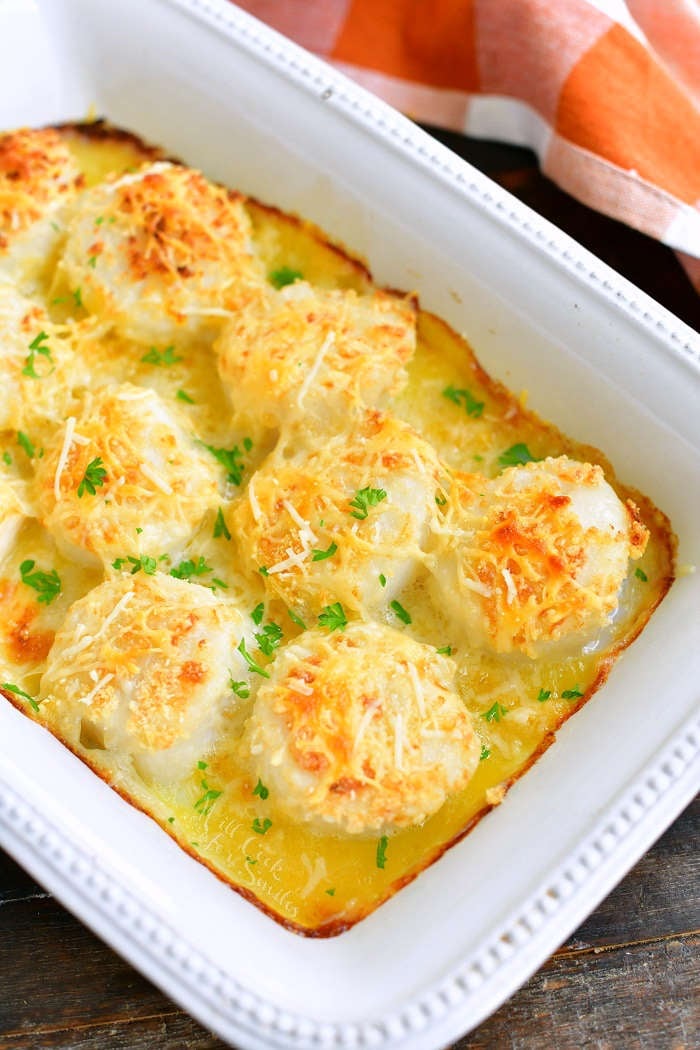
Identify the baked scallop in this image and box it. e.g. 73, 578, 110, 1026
0, 474, 30, 563
214, 280, 415, 432
0, 281, 86, 436
430, 456, 649, 657
0, 127, 83, 287
59, 162, 265, 346
39, 573, 256, 782
34, 383, 219, 567
246, 622, 480, 834
232, 411, 446, 620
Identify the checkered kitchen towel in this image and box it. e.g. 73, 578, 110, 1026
235, 0, 700, 293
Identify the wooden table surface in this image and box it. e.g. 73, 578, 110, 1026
1, 133, 699, 1050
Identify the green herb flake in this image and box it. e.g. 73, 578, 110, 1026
480, 745, 491, 761
253, 778, 269, 800
442, 384, 485, 418
251, 602, 265, 625
498, 443, 538, 468
390, 599, 412, 625
167, 816, 175, 824
482, 701, 508, 723
238, 637, 271, 678
77, 457, 108, 498
378, 573, 387, 588
197, 760, 208, 770
288, 608, 307, 630
2, 452, 11, 466
255, 622, 283, 656
19, 560, 61, 605
22, 331, 54, 379
87, 254, 98, 269
537, 688, 552, 703
72, 286, 83, 309
635, 567, 648, 582
325, 888, 336, 897
200, 441, 247, 486
376, 835, 389, 869
562, 686, 584, 701
112, 554, 159, 576
246, 855, 257, 865
436, 645, 453, 656
3, 682, 40, 712
17, 431, 35, 458
140, 345, 182, 367
229, 678, 250, 699
213, 507, 231, 540
348, 486, 387, 520
318, 602, 348, 632
176, 388, 195, 404
435, 492, 447, 507
170, 555, 213, 581
312, 541, 338, 562
258, 565, 269, 577
269, 266, 303, 289
252, 817, 272, 835
194, 779, 222, 816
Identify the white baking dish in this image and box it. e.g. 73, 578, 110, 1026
1, 1, 699, 1046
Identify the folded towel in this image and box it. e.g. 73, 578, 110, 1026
235, 0, 700, 295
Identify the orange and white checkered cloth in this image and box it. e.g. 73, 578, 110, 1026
234, 0, 700, 293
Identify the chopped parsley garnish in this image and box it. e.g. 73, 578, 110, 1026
498, 443, 538, 468
167, 816, 175, 824
435, 492, 447, 507
482, 701, 507, 723
77, 457, 108, 498
288, 608, 307, 629
170, 556, 213, 581
318, 602, 348, 632
480, 745, 491, 761
237, 637, 271, 678
349, 486, 387, 520
562, 686, 584, 700
22, 331, 54, 379
253, 778, 269, 800
2, 682, 40, 713
268, 266, 303, 289
197, 760, 208, 770
252, 817, 272, 835
140, 345, 182, 367
258, 565, 269, 577
376, 835, 389, 869
325, 887, 336, 896
390, 600, 412, 625
255, 622, 284, 656
2, 452, 11, 465
194, 771, 222, 816
229, 676, 250, 699
537, 688, 551, 703
176, 388, 195, 404
200, 441, 249, 486
246, 855, 257, 865
72, 286, 83, 309
251, 602, 265, 625
442, 384, 484, 418
17, 431, 36, 458
378, 573, 387, 588
87, 254, 98, 268
213, 507, 231, 540
112, 554, 159, 575
19, 560, 61, 605
312, 541, 338, 562
436, 645, 453, 656
635, 567, 648, 582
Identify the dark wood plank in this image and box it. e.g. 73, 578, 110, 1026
0, 850, 50, 906
0, 1012, 224, 1050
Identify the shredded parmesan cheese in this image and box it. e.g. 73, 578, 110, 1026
53, 416, 76, 501
296, 331, 334, 408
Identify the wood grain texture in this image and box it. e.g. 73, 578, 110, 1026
1, 133, 698, 1050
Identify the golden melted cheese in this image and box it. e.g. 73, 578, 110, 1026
215, 280, 415, 434
247, 623, 479, 834
0, 122, 674, 935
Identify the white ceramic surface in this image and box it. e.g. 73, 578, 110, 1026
0, 1, 698, 1047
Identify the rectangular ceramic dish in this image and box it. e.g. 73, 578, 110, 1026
1, 1, 698, 1046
